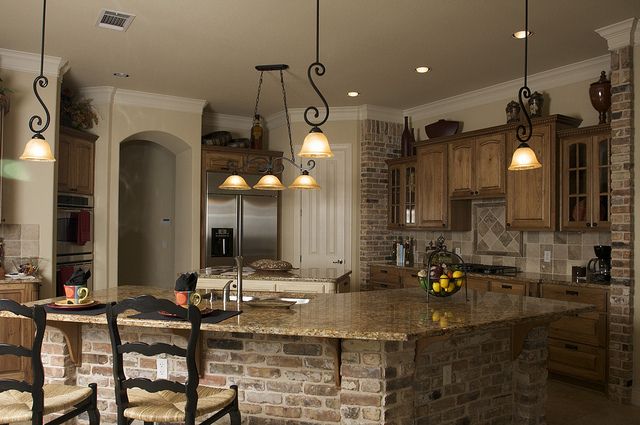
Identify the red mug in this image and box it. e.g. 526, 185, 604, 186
175, 290, 201, 307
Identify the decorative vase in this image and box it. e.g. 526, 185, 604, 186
528, 91, 544, 118
401, 116, 416, 156
589, 71, 611, 124
506, 100, 520, 123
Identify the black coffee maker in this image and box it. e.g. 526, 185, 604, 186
587, 245, 611, 282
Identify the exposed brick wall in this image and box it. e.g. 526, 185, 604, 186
359, 119, 402, 290
608, 44, 635, 404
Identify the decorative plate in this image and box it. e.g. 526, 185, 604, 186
249, 259, 293, 272
49, 300, 99, 309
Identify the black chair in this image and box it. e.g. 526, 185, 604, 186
0, 299, 99, 425
106, 295, 240, 425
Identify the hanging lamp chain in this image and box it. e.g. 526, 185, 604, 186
279, 70, 296, 162
28, 0, 51, 137
303, 0, 329, 128
516, 0, 532, 144
252, 71, 264, 120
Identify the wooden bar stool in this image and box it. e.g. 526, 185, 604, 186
0, 299, 99, 425
106, 295, 240, 425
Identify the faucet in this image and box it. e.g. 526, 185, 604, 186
222, 279, 234, 311
235, 256, 243, 310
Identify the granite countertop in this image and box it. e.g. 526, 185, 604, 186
0, 276, 41, 285
20, 285, 592, 341
198, 267, 351, 283
372, 262, 609, 290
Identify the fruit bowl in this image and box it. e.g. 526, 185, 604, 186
418, 265, 465, 297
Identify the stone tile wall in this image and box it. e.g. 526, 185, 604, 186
608, 44, 635, 404
359, 119, 403, 290
0, 223, 40, 272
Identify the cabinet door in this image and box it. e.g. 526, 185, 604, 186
506, 123, 553, 230
490, 280, 526, 296
57, 138, 72, 193
388, 165, 402, 228
448, 140, 474, 198
475, 134, 506, 196
417, 144, 448, 228
591, 134, 611, 230
403, 164, 417, 226
73, 139, 95, 195
561, 136, 591, 230
0, 289, 27, 380
467, 277, 491, 292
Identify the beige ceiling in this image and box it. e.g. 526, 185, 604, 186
1, 0, 639, 116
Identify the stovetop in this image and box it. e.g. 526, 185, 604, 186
459, 263, 518, 276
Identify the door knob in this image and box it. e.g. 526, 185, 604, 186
332, 259, 344, 264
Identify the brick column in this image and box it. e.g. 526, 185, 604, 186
609, 44, 635, 404
359, 119, 402, 290
513, 327, 548, 425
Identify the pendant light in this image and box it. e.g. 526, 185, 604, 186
21, 0, 55, 162
508, 0, 541, 171
298, 0, 333, 159
218, 173, 251, 191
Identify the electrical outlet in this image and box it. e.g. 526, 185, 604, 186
543, 250, 551, 263
157, 357, 168, 379
454, 247, 461, 255
443, 364, 452, 385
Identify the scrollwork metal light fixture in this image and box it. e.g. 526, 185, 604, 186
20, 0, 55, 162
508, 0, 541, 171
298, 0, 333, 159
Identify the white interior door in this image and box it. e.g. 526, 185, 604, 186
297, 144, 351, 276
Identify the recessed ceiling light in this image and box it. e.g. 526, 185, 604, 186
512, 30, 533, 39
347, 91, 359, 97
415, 66, 430, 74
113, 72, 130, 78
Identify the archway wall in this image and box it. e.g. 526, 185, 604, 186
84, 88, 206, 290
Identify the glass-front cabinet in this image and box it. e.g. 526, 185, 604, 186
560, 124, 611, 231
387, 157, 417, 229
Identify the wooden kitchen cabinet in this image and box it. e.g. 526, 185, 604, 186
386, 158, 417, 229
0, 282, 39, 381
58, 126, 97, 195
449, 133, 505, 199
369, 265, 402, 290
559, 124, 611, 231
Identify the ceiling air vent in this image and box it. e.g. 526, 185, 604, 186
96, 9, 136, 32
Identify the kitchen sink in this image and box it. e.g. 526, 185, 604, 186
228, 295, 257, 302
277, 297, 310, 305
227, 295, 309, 305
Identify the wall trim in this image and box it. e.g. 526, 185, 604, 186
202, 112, 253, 131
114, 89, 207, 114
404, 55, 610, 121
78, 86, 116, 106
595, 18, 637, 50
0, 48, 68, 78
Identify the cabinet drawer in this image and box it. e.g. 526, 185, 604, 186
467, 277, 491, 293
549, 312, 606, 347
548, 338, 606, 383
370, 266, 401, 284
204, 152, 243, 172
490, 281, 526, 296
542, 284, 607, 312
371, 280, 400, 291
275, 282, 327, 293
401, 269, 420, 287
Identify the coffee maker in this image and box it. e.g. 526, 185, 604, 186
587, 245, 611, 282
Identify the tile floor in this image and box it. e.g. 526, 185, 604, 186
547, 379, 640, 424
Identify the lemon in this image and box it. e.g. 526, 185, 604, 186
456, 278, 464, 287
432, 282, 441, 293
446, 285, 455, 292
452, 270, 463, 279
432, 312, 441, 322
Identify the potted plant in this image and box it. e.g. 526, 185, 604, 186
0, 77, 12, 114
60, 88, 99, 130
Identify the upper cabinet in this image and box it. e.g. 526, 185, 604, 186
387, 158, 417, 229
416, 143, 448, 228
449, 133, 505, 199
58, 126, 98, 195
559, 124, 611, 231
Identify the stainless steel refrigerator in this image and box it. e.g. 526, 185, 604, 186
205, 172, 279, 267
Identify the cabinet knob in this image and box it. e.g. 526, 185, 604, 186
470, 191, 474, 195
475, 191, 479, 195
593, 223, 598, 227
506, 223, 511, 227
586, 223, 592, 227
442, 223, 446, 227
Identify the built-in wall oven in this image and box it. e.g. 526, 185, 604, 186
56, 193, 94, 295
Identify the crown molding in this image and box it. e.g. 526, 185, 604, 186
635, 22, 640, 45
78, 86, 116, 106
595, 18, 637, 50
202, 112, 253, 130
265, 105, 402, 128
0, 48, 68, 78
114, 89, 207, 114
357, 105, 403, 123
404, 55, 610, 121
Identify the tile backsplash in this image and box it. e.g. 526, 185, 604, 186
0, 223, 40, 272
393, 201, 610, 280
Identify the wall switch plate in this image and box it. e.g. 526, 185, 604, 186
454, 247, 461, 255
543, 250, 551, 263
443, 364, 452, 385
157, 357, 168, 379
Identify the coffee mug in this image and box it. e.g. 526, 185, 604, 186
175, 290, 201, 307
64, 284, 90, 304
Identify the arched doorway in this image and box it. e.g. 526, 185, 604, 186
117, 133, 185, 288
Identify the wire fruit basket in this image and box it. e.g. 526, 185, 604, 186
418, 236, 467, 299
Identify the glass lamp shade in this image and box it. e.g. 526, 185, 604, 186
218, 174, 251, 190
289, 171, 320, 190
298, 127, 333, 158
508, 143, 542, 171
20, 134, 55, 162
253, 174, 286, 190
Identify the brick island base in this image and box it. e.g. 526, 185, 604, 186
42, 324, 548, 425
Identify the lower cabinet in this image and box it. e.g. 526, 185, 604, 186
0, 282, 39, 381
369, 265, 402, 290
197, 277, 344, 294
541, 284, 608, 388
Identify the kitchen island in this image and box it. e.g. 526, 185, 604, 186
21, 286, 591, 425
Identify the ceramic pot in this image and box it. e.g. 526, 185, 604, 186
506, 100, 520, 123
528, 91, 544, 117
589, 71, 611, 124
